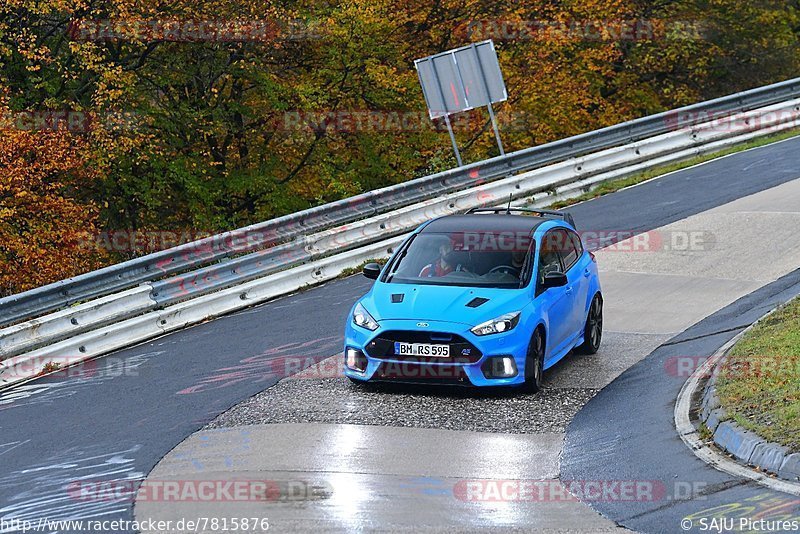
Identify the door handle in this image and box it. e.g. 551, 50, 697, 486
565, 286, 573, 295
584, 269, 591, 277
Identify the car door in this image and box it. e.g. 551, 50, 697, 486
567, 229, 591, 337
535, 229, 572, 363
554, 228, 587, 342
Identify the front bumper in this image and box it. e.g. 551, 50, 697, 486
343, 319, 529, 387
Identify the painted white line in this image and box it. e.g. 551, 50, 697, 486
674, 313, 800, 497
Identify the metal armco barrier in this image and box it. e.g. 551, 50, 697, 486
0, 96, 798, 387
2, 77, 800, 328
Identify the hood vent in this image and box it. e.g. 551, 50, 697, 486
466, 297, 490, 308
391, 294, 405, 303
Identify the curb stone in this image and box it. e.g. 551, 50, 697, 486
751, 443, 792, 474
705, 407, 727, 433
698, 323, 799, 480
779, 454, 800, 482
713, 421, 765, 464
700, 385, 720, 421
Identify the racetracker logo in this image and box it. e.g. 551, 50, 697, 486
73, 228, 276, 254
0, 110, 138, 133
270, 356, 345, 379
664, 355, 800, 378
373, 359, 476, 379
67, 479, 332, 502
453, 479, 668, 502
579, 230, 714, 252
440, 229, 713, 253
456, 19, 705, 42
664, 109, 800, 133
67, 18, 320, 42
275, 109, 528, 133
1, 357, 139, 380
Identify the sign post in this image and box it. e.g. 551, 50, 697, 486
471, 43, 505, 156
415, 40, 508, 165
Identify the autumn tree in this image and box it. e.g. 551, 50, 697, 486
0, 105, 109, 296
1, 0, 799, 293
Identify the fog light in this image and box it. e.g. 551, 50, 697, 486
482, 356, 518, 379
345, 348, 368, 373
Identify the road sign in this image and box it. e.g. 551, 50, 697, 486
415, 40, 508, 166
415, 40, 507, 119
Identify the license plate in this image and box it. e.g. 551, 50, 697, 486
394, 342, 450, 358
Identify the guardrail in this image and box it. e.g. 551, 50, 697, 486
2, 76, 800, 328
1, 87, 800, 388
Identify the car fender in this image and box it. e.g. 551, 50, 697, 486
520, 297, 553, 358
583, 264, 602, 315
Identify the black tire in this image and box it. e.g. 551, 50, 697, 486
521, 328, 545, 393
577, 294, 603, 354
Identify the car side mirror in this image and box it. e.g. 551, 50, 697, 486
363, 263, 382, 280
542, 271, 568, 289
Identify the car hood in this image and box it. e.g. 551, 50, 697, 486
361, 282, 531, 326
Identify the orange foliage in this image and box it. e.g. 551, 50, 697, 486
0, 108, 110, 296
1, 0, 799, 295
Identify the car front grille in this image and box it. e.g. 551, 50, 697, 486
373, 361, 472, 385
364, 330, 483, 364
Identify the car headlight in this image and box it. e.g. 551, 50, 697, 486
352, 302, 379, 331
470, 312, 521, 336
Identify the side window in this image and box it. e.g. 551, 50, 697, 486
537, 231, 564, 294
568, 230, 583, 263
557, 229, 579, 271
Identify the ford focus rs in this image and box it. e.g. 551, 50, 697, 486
343, 208, 603, 391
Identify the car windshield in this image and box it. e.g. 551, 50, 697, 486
385, 231, 534, 288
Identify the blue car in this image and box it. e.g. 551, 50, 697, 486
343, 208, 602, 391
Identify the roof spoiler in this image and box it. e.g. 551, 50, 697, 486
466, 207, 576, 229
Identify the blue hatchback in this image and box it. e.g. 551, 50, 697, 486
343, 208, 602, 391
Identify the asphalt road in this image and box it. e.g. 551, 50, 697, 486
1, 136, 800, 532
562, 267, 800, 533
134, 157, 800, 531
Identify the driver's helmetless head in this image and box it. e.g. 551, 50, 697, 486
511, 248, 526, 265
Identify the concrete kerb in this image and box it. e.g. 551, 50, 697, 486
675, 300, 800, 491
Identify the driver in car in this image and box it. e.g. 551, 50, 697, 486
510, 248, 526, 272
419, 239, 456, 277
489, 248, 527, 278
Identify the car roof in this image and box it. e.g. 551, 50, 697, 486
420, 214, 554, 235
